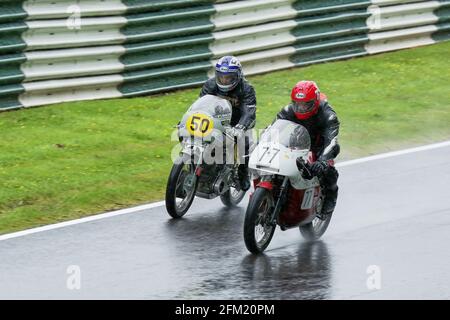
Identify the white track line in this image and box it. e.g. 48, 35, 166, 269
335, 140, 450, 168
1, 140, 449, 242
0, 201, 164, 241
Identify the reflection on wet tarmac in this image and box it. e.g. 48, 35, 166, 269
164, 206, 332, 299
2, 146, 449, 299
239, 241, 332, 299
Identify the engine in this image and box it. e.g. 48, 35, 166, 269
196, 164, 233, 198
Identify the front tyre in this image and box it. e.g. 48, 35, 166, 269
243, 188, 276, 254
165, 156, 198, 219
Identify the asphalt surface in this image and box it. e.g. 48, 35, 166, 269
0, 144, 449, 299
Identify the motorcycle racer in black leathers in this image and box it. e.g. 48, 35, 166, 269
199, 56, 257, 191
277, 80, 340, 217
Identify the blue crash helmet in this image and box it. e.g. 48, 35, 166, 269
215, 56, 243, 93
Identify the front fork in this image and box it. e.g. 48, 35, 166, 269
258, 176, 289, 226
179, 146, 203, 196
271, 177, 289, 225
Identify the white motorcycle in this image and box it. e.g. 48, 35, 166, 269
243, 119, 332, 254
165, 95, 249, 218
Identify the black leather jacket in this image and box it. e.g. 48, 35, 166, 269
276, 99, 340, 161
200, 78, 257, 129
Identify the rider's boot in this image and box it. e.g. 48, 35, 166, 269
319, 165, 339, 218
321, 185, 338, 216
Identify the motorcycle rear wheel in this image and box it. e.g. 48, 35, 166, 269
220, 186, 246, 207
299, 194, 332, 241
243, 188, 276, 254
165, 156, 198, 219
299, 214, 332, 241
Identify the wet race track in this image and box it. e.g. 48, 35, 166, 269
0, 143, 449, 299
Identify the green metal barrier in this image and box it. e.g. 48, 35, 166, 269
0, 0, 448, 110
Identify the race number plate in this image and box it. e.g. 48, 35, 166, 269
187, 113, 214, 137
301, 188, 314, 210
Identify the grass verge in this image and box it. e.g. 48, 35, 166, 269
1, 41, 449, 234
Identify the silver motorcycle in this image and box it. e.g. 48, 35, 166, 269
165, 95, 249, 218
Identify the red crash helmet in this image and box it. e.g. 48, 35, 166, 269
290, 81, 321, 120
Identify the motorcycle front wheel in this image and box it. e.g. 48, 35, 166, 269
165, 156, 198, 219
243, 188, 276, 254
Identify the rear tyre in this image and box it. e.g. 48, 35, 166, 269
220, 186, 246, 207
165, 156, 198, 219
243, 188, 276, 254
299, 193, 332, 241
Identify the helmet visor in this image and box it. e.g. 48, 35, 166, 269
216, 72, 239, 87
292, 100, 316, 114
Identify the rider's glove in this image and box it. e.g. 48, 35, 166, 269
296, 157, 313, 180
297, 158, 328, 179
309, 160, 328, 177
231, 124, 246, 139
